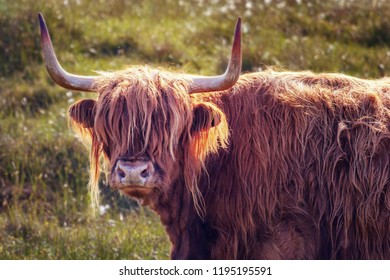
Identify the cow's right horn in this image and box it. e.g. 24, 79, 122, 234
38, 13, 98, 92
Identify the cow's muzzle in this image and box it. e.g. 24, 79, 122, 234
114, 159, 154, 187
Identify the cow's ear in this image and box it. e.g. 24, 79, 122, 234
191, 102, 224, 132
69, 99, 96, 128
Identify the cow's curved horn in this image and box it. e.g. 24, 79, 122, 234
38, 13, 98, 92
188, 18, 242, 94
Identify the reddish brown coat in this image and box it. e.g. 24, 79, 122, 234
70, 68, 390, 259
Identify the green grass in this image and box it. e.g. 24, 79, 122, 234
0, 206, 169, 259
1, 0, 390, 259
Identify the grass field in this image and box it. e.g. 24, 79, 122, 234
1, 0, 390, 259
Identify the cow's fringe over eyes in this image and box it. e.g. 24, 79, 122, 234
70, 67, 229, 217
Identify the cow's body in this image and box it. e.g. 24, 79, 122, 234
38, 14, 390, 259
138, 70, 390, 259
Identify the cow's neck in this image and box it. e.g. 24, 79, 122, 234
147, 179, 211, 259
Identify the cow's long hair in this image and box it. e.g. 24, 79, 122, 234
70, 67, 229, 217
71, 67, 390, 259
200, 70, 390, 259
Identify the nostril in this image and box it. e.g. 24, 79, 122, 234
140, 168, 150, 179
117, 167, 126, 179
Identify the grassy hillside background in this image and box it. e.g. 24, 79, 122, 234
1, 0, 390, 259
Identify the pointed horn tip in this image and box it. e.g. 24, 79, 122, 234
38, 13, 44, 27
232, 18, 242, 62
38, 13, 49, 39
232, 18, 241, 48
236, 18, 241, 32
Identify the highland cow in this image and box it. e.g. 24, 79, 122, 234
39, 13, 390, 259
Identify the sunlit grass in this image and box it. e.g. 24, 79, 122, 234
0, 205, 169, 259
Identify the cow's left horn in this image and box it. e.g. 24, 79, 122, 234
188, 18, 242, 94
38, 13, 98, 92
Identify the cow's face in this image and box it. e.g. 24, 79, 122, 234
68, 69, 227, 202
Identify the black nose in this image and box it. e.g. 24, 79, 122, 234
115, 159, 154, 186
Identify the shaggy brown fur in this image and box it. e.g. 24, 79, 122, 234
69, 67, 390, 259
